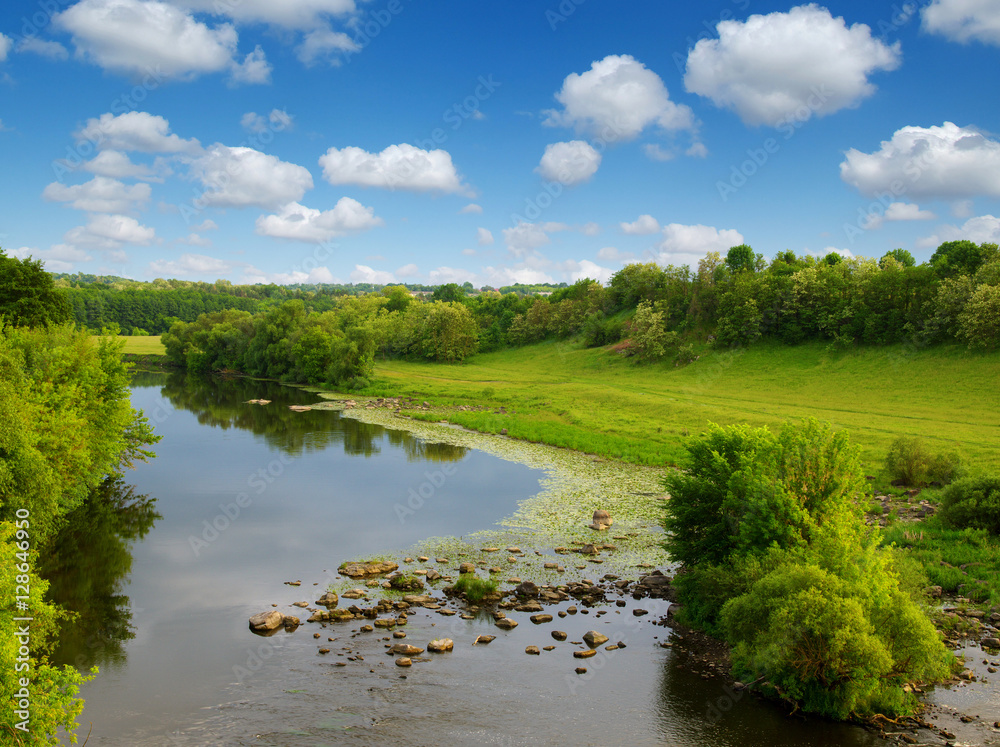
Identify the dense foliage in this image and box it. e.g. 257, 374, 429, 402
663, 420, 953, 720
0, 323, 159, 744
0, 252, 71, 327
884, 436, 962, 487
938, 475, 1000, 534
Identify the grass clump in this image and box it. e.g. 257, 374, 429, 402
884, 436, 962, 487
452, 573, 498, 603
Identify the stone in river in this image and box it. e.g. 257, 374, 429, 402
389, 643, 424, 655
249, 610, 284, 632
395, 657, 412, 667
574, 649, 598, 659
552, 631, 568, 641
428, 638, 454, 653
494, 618, 518, 631
340, 560, 399, 578
525, 646, 540, 655
530, 614, 553, 624
474, 635, 496, 645
583, 631, 609, 648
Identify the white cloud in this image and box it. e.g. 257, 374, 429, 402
428, 266, 476, 285
840, 122, 1000, 199
241, 265, 338, 285
642, 144, 674, 162
536, 140, 601, 186
581, 222, 600, 236
189, 145, 313, 209
150, 252, 232, 276
502, 221, 570, 258
598, 246, 634, 262
656, 223, 745, 264
351, 264, 396, 284
917, 214, 1000, 248
230, 45, 271, 85
55, 0, 243, 80
0, 33, 11, 62
193, 219, 218, 231
461, 248, 476, 256
621, 214, 660, 235
178, 0, 357, 29
952, 199, 974, 218
862, 201, 936, 230
296, 26, 358, 66
544, 54, 696, 140
684, 4, 901, 127
922, 0, 1000, 45
319, 144, 472, 195
10, 243, 92, 272
477, 227, 494, 246
482, 266, 555, 286
75, 112, 201, 153
807, 246, 855, 259
42, 176, 151, 213
563, 259, 613, 284
78, 150, 171, 181
459, 203, 483, 214
17, 37, 69, 60
397, 263, 419, 278
65, 213, 156, 249
177, 232, 211, 246
255, 198, 383, 242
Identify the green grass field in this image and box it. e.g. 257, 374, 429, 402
118, 335, 166, 356
361, 340, 1000, 474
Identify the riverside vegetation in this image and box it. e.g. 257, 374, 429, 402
5, 239, 1000, 727
0, 252, 160, 744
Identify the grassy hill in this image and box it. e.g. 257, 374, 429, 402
363, 340, 1000, 474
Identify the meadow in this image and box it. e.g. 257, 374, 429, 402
119, 334, 166, 356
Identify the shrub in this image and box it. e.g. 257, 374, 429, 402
580, 312, 623, 347
939, 475, 1000, 534
884, 436, 961, 487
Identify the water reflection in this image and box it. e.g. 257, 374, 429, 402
41, 478, 161, 671
148, 370, 468, 462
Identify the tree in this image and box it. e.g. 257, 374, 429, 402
725, 244, 757, 274
0, 251, 71, 327
432, 283, 465, 303
880, 248, 915, 268
929, 240, 998, 278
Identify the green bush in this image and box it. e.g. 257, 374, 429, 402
452, 573, 498, 603
580, 312, 623, 347
884, 436, 961, 487
939, 475, 1000, 533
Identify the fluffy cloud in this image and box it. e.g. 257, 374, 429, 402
656, 223, 745, 264
150, 252, 232, 276
65, 213, 156, 249
459, 203, 483, 214
189, 145, 313, 209
17, 37, 69, 60
917, 214, 1000, 248
482, 266, 555, 286
230, 45, 271, 85
428, 266, 476, 285
241, 265, 338, 285
597, 246, 634, 262
840, 122, 1000, 199
10, 244, 92, 272
502, 221, 570, 257
351, 264, 396, 284
563, 259, 613, 284
536, 140, 601, 186
0, 33, 11, 61
75, 112, 201, 154
397, 263, 419, 278
684, 5, 901, 127
620, 214, 661, 235
296, 27, 358, 66
55, 0, 244, 80
255, 198, 383, 242
79, 150, 171, 181
544, 54, 696, 140
42, 176, 151, 213
922, 0, 1000, 45
477, 227, 494, 246
582, 222, 600, 236
861, 201, 936, 230
319, 144, 472, 195
241, 109, 293, 133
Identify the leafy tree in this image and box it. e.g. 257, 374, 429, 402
431, 283, 465, 303
0, 251, 71, 327
880, 248, 916, 268
419, 301, 478, 361
958, 283, 1000, 349
930, 240, 998, 278
938, 475, 1000, 534
725, 244, 758, 274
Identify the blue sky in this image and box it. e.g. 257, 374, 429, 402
1, 0, 999, 286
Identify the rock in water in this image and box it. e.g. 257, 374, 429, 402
495, 618, 518, 631
315, 592, 339, 607
249, 610, 284, 632
583, 631, 609, 648
395, 657, 412, 667
340, 560, 400, 578
525, 646, 540, 655
474, 635, 496, 645
589, 509, 613, 531
389, 643, 424, 656
427, 638, 454, 653
573, 649, 598, 659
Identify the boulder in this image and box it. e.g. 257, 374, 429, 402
395, 657, 412, 667
583, 631, 609, 648
315, 592, 339, 607
249, 610, 284, 632
474, 635, 496, 645
530, 614, 554, 624
589, 509, 613, 531
573, 649, 597, 659
427, 638, 454, 653
525, 646, 540, 655
495, 618, 519, 631
459, 562, 477, 574
402, 594, 437, 606
340, 560, 399, 578
390, 643, 424, 656
514, 581, 539, 598
552, 631, 568, 641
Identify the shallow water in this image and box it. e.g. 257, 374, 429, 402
45, 371, 885, 745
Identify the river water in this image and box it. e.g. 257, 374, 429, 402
44, 371, 884, 746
